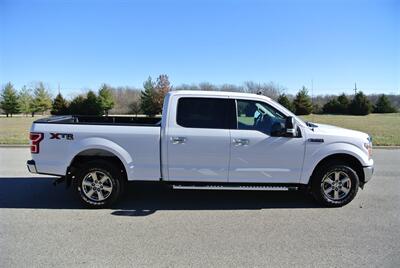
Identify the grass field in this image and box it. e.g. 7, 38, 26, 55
0, 116, 44, 144
0, 113, 399, 145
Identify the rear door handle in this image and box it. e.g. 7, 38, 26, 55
171, 137, 187, 144
233, 138, 249, 146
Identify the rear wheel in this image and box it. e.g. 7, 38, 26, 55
311, 161, 359, 207
73, 160, 125, 208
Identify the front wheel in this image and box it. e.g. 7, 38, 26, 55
73, 160, 125, 208
311, 162, 359, 207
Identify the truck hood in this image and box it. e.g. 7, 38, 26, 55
312, 123, 369, 140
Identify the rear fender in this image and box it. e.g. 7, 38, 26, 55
67, 137, 133, 179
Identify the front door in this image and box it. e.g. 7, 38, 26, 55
166, 97, 235, 182
229, 99, 306, 184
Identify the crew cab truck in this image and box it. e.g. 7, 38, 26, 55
27, 91, 374, 208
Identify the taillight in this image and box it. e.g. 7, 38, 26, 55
30, 132, 44, 154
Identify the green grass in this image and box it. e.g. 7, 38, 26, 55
300, 113, 400, 146
0, 115, 44, 144
0, 113, 399, 146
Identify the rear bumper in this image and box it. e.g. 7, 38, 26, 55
363, 166, 374, 183
27, 160, 38, 174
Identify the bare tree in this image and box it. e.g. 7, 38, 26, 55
129, 93, 142, 116
110, 86, 141, 114
154, 75, 171, 112
174, 84, 199, 91
243, 81, 284, 100
198, 82, 218, 91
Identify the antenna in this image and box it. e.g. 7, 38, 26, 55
354, 83, 357, 95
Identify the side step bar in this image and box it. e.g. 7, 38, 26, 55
172, 185, 298, 191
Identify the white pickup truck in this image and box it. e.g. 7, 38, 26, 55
27, 90, 374, 208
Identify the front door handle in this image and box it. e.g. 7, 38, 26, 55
171, 137, 187, 144
233, 138, 249, 146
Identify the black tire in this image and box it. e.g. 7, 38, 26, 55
73, 160, 126, 208
311, 161, 359, 207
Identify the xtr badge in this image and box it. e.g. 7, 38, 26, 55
50, 133, 74, 140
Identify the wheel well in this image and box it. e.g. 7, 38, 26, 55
311, 153, 365, 184
69, 149, 127, 181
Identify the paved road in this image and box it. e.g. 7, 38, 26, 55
0, 148, 399, 267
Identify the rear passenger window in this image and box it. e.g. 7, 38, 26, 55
177, 97, 235, 129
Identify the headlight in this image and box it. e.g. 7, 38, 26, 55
364, 137, 372, 159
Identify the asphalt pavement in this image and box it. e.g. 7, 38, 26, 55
0, 148, 399, 267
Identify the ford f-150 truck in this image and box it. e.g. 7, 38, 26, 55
27, 90, 374, 208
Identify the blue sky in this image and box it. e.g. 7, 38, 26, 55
0, 0, 399, 96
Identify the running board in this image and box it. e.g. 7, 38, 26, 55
172, 185, 298, 191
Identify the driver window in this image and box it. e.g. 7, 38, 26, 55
236, 99, 286, 135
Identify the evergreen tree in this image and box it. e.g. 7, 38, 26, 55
323, 98, 340, 114
293, 86, 313, 115
374, 94, 397, 113
140, 77, 158, 116
69, 91, 102, 115
18, 86, 34, 116
349, 91, 372, 115
84, 91, 103, 115
69, 95, 86, 115
337, 93, 350, 114
0, 82, 19, 117
98, 84, 115, 116
322, 93, 350, 114
32, 82, 52, 115
277, 93, 294, 113
51, 93, 69, 115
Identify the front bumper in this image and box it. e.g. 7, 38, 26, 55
27, 160, 38, 174
363, 166, 374, 183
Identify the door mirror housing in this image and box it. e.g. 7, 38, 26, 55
285, 116, 297, 137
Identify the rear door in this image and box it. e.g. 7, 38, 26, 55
166, 97, 235, 182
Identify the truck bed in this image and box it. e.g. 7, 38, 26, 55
34, 115, 161, 126
30, 115, 162, 180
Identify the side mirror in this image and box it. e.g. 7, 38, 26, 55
285, 116, 297, 137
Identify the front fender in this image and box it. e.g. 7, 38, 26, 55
300, 142, 371, 184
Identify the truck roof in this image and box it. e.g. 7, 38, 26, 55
168, 90, 272, 100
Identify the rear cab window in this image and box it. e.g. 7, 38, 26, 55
176, 97, 236, 129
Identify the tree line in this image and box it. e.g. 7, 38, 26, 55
0, 82, 53, 117
0, 81, 115, 117
1, 77, 398, 117
277, 87, 397, 115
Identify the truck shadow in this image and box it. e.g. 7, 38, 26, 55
0, 177, 321, 216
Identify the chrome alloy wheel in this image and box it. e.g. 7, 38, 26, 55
82, 171, 113, 201
321, 171, 352, 201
